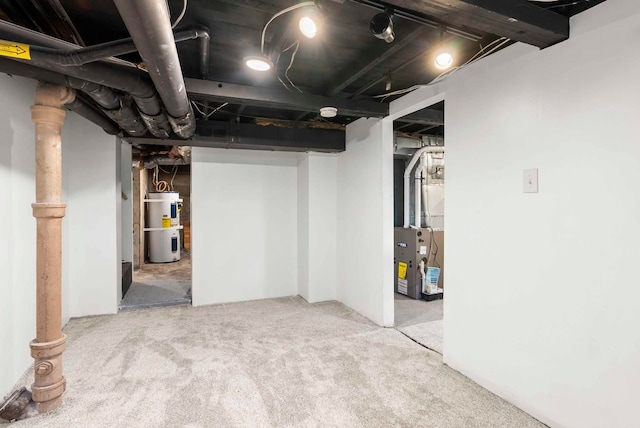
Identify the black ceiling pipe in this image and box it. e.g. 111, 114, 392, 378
27, 25, 210, 69
0, 21, 172, 139
0, 56, 119, 134
0, 57, 147, 136
19, 56, 170, 138
65, 95, 121, 135
113, 0, 196, 139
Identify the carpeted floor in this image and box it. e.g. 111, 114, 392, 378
6, 297, 543, 428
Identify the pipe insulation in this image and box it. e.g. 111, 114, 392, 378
64, 96, 120, 135
403, 146, 444, 228
0, 21, 172, 139
0, 57, 146, 136
113, 0, 196, 138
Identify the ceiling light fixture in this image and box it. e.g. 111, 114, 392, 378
433, 25, 454, 70
245, 55, 273, 71
434, 51, 453, 69
370, 9, 395, 43
299, 8, 323, 39
247, 1, 318, 72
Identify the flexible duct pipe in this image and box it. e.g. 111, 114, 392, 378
403, 146, 444, 228
113, 0, 196, 138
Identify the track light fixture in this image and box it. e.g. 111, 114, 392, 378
433, 25, 454, 70
245, 55, 273, 71
247, 1, 320, 72
435, 51, 453, 69
299, 7, 323, 39
370, 9, 395, 43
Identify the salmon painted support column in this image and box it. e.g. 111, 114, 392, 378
30, 82, 74, 413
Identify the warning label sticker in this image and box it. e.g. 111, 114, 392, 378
398, 262, 407, 280
0, 40, 30, 60
162, 218, 171, 228
398, 279, 408, 295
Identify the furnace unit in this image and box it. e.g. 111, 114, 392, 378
394, 227, 444, 300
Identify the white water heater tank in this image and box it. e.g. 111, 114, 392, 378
146, 192, 182, 263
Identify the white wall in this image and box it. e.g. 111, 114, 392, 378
337, 118, 394, 326
387, 1, 640, 427
0, 75, 119, 399
0, 74, 37, 399
297, 153, 337, 303
191, 148, 299, 306
62, 112, 120, 319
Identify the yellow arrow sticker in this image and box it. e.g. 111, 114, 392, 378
0, 40, 30, 60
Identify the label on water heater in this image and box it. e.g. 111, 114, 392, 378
162, 218, 171, 228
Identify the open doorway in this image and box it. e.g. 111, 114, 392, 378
393, 101, 445, 353
120, 147, 193, 311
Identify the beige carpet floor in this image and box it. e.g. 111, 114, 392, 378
6, 297, 543, 428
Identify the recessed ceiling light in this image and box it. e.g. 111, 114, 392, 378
320, 107, 337, 118
245, 56, 273, 71
435, 52, 453, 69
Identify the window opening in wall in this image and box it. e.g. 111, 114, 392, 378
120, 146, 193, 311
393, 101, 445, 354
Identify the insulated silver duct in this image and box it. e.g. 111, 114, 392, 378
113, 0, 196, 139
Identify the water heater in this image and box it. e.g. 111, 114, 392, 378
145, 192, 182, 263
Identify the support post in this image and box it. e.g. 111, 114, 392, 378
29, 82, 74, 413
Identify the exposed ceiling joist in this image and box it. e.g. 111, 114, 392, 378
381, 0, 569, 48
185, 79, 389, 118
128, 120, 346, 153
396, 108, 444, 126
328, 26, 430, 96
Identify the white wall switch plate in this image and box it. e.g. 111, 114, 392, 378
523, 168, 538, 193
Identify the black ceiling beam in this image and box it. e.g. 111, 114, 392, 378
395, 108, 444, 126
128, 120, 346, 153
185, 79, 389, 118
380, 0, 569, 48
351, 52, 424, 97
328, 26, 431, 96
350, 0, 482, 41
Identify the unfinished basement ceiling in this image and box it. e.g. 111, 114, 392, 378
0, 0, 608, 146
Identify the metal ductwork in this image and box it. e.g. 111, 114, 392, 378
113, 0, 196, 139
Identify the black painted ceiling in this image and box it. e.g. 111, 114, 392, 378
0, 0, 608, 138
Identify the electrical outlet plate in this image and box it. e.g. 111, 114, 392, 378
523, 168, 538, 193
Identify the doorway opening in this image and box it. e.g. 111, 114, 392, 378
393, 101, 445, 354
121, 148, 193, 311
